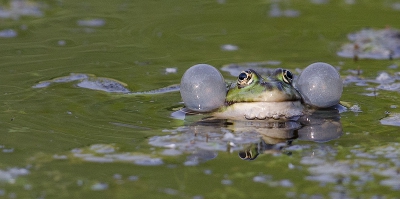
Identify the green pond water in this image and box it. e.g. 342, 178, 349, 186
2, 0, 400, 198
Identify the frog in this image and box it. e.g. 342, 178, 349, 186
211, 68, 304, 120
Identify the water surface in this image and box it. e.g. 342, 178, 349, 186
1, 0, 400, 198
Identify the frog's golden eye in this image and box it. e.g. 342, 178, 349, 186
237, 70, 253, 88
282, 69, 293, 84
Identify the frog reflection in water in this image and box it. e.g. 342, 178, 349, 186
151, 107, 343, 162
212, 68, 303, 120
184, 107, 342, 162
233, 105, 343, 161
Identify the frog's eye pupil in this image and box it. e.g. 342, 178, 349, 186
238, 72, 247, 80
282, 70, 293, 84
285, 70, 293, 79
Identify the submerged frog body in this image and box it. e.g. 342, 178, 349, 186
212, 68, 304, 120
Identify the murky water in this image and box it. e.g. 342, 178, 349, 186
2, 0, 400, 198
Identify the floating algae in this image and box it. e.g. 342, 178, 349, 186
337, 28, 400, 60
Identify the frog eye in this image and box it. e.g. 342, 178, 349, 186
282, 69, 293, 84
238, 72, 248, 81
237, 70, 253, 88
238, 149, 258, 160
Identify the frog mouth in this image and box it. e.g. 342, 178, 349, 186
214, 101, 304, 120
